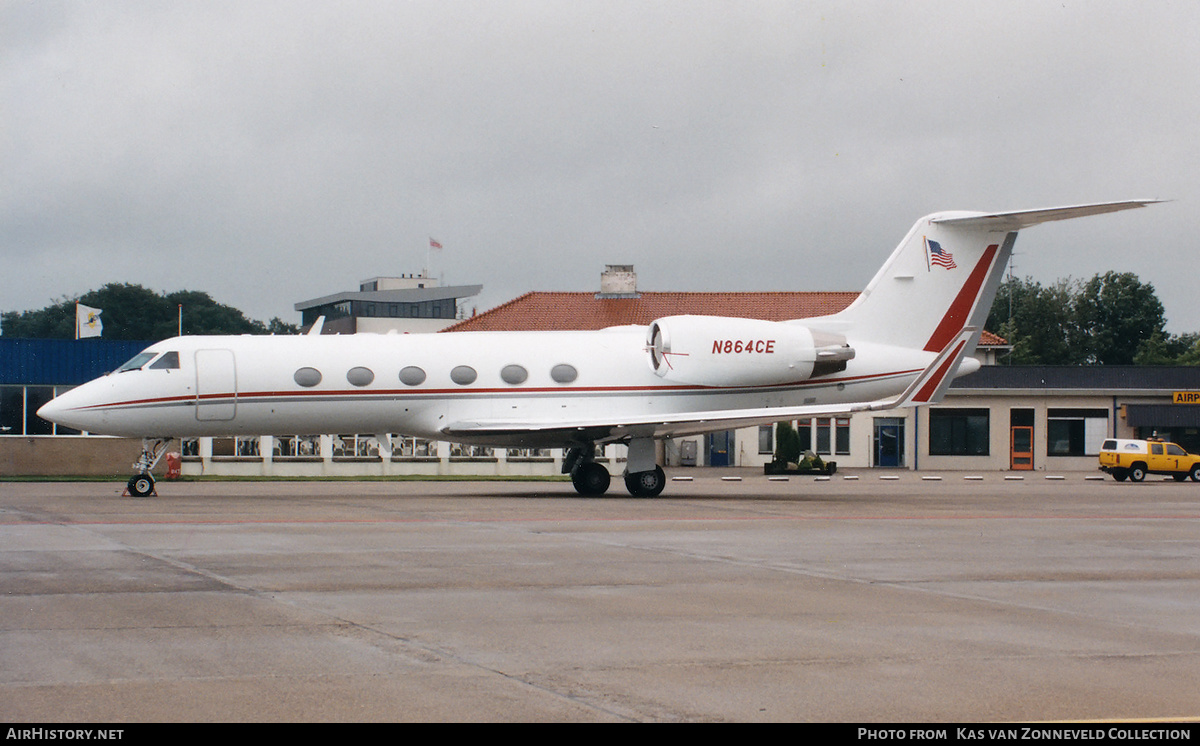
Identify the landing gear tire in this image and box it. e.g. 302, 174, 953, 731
624, 466, 666, 498
127, 474, 155, 498
572, 462, 611, 496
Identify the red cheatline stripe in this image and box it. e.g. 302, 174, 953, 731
70, 368, 925, 413
924, 244, 997, 352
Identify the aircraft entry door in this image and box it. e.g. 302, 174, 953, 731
195, 349, 237, 421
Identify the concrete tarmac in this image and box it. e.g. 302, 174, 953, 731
2, 469, 1199, 722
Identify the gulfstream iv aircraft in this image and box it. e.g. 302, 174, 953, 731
39, 201, 1157, 497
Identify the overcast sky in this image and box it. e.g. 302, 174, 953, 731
4, 1, 1198, 334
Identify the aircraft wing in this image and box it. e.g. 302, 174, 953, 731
443, 329, 977, 444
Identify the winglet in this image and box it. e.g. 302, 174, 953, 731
874, 327, 977, 410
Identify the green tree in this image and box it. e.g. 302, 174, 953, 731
1073, 271, 1166, 365
1, 283, 298, 339
773, 421, 801, 465
986, 271, 1196, 365
1176, 336, 1200, 366
1134, 331, 1200, 365
986, 276, 1081, 365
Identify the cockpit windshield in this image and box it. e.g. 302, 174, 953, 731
116, 352, 157, 372
149, 351, 180, 370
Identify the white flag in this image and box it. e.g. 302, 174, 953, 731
76, 303, 103, 339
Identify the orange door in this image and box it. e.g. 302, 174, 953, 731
1011, 426, 1034, 470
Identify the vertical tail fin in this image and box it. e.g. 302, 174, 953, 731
815, 200, 1159, 353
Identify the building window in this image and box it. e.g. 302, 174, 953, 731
758, 425, 773, 454
796, 418, 813, 452
393, 436, 437, 458
274, 435, 321, 458
929, 408, 990, 456
816, 418, 832, 455
792, 418, 851, 456
1, 385, 71, 436
1, 385, 24, 436
1047, 409, 1108, 457
835, 417, 851, 455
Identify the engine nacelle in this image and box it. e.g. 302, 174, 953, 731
646, 315, 854, 387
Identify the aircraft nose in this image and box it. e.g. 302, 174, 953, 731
36, 386, 97, 432
36, 395, 69, 426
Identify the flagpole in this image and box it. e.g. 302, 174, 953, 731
74, 303, 79, 340
178, 304, 182, 336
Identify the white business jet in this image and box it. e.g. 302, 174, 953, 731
38, 201, 1156, 497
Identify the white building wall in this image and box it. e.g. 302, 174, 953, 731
183, 436, 627, 478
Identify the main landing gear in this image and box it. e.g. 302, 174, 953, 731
125, 437, 173, 498
564, 443, 666, 498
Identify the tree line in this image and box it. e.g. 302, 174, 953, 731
1, 283, 298, 340
984, 271, 1199, 365
4, 274, 1197, 365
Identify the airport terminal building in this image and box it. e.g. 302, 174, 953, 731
4, 268, 1199, 477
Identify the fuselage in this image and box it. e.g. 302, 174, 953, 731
38, 327, 935, 447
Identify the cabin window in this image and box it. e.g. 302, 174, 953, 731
399, 366, 426, 386
149, 351, 180, 370
550, 364, 577, 383
294, 367, 322, 387
500, 364, 528, 385
450, 365, 477, 385
347, 367, 375, 387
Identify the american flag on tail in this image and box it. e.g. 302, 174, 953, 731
926, 238, 957, 270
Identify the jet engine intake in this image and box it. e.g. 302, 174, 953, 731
646, 315, 854, 387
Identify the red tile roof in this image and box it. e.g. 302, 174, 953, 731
978, 330, 1008, 347
444, 290, 1007, 346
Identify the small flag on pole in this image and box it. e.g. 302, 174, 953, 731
76, 303, 103, 339
429, 238, 443, 250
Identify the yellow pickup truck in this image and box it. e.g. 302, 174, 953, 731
1099, 438, 1200, 482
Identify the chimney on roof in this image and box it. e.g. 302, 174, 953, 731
597, 264, 639, 299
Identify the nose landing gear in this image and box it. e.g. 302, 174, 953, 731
124, 437, 173, 498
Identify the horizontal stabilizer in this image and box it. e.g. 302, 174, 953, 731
932, 200, 1161, 232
